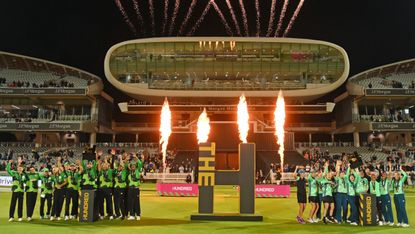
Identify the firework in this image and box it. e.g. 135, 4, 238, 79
178, 0, 198, 35
114, 0, 138, 35
225, 0, 242, 36
283, 0, 306, 37
266, 0, 278, 37
275, 0, 290, 37
211, 0, 233, 36
238, 0, 249, 36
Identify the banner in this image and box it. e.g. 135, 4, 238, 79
255, 185, 290, 198
156, 183, 291, 198
0, 123, 81, 131
372, 122, 415, 131
157, 183, 198, 197
359, 193, 378, 226
0, 176, 12, 186
79, 189, 99, 222
0, 88, 87, 95
366, 89, 415, 96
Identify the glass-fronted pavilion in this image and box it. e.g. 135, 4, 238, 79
104, 37, 349, 101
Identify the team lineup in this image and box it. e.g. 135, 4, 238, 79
295, 159, 409, 227
6, 149, 143, 222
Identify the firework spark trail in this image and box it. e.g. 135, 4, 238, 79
274, 90, 285, 172
162, 0, 169, 35
178, 0, 198, 36
148, 0, 155, 36
187, 0, 212, 36
255, 0, 260, 37
266, 0, 278, 37
225, 0, 242, 36
283, 0, 305, 37
132, 0, 146, 36
211, 0, 233, 36
115, 0, 138, 35
168, 0, 181, 36
238, 0, 249, 36
275, 0, 290, 37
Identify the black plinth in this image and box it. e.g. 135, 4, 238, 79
190, 213, 263, 221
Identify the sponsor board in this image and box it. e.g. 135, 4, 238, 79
0, 88, 87, 95
0, 123, 81, 131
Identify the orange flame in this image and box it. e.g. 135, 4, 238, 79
274, 90, 286, 171
159, 98, 172, 172
197, 108, 210, 144
237, 94, 249, 143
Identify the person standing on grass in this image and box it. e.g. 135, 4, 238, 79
334, 161, 348, 224
321, 162, 336, 224
113, 155, 128, 219
369, 171, 383, 225
97, 157, 115, 220
315, 170, 324, 222
39, 168, 53, 219
392, 165, 409, 228
7, 159, 26, 222
64, 162, 81, 221
345, 166, 358, 225
294, 166, 306, 224
127, 154, 143, 221
24, 164, 40, 221
354, 167, 369, 224
307, 169, 319, 223
50, 158, 68, 221
379, 163, 394, 226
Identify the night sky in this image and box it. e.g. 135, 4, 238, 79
0, 0, 414, 101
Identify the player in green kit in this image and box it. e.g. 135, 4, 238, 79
334, 161, 348, 223
127, 154, 143, 221
39, 168, 53, 219
7, 159, 26, 222
307, 169, 319, 223
380, 162, 394, 226
369, 171, 383, 225
79, 154, 98, 190
50, 158, 68, 221
321, 163, 336, 224
113, 155, 128, 219
25, 164, 40, 221
97, 156, 115, 220
64, 162, 81, 220
392, 165, 409, 228
345, 166, 358, 225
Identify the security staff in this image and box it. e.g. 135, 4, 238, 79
6, 160, 26, 222
127, 154, 143, 221
25, 164, 40, 221
113, 156, 128, 219
64, 162, 81, 220
39, 168, 53, 219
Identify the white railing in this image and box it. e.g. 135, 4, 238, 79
143, 172, 193, 183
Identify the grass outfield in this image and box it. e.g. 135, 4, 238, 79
0, 184, 414, 234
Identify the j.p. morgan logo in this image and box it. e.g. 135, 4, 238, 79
366, 89, 415, 96
0, 123, 81, 131
372, 122, 415, 130
0, 88, 86, 95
